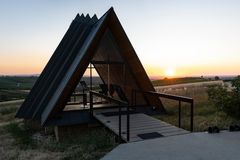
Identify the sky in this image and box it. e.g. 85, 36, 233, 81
0, 0, 240, 78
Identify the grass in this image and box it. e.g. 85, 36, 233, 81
0, 76, 37, 90
2, 122, 117, 160
0, 90, 28, 102
4, 123, 36, 150
1, 77, 240, 159
0, 107, 18, 115
0, 75, 118, 160
0, 101, 117, 160
156, 85, 239, 131
58, 128, 117, 160
0, 76, 37, 101
152, 77, 209, 86
0, 102, 22, 122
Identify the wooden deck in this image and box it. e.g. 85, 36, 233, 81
93, 108, 189, 142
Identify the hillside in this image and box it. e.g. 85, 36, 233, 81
0, 76, 38, 90
152, 77, 209, 86
0, 76, 102, 102
0, 76, 216, 102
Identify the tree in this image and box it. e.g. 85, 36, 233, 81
214, 76, 220, 80
207, 85, 230, 111
207, 76, 240, 118
232, 75, 240, 95
230, 76, 240, 117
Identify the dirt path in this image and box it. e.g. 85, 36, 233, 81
0, 99, 24, 106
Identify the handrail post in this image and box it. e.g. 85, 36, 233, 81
142, 91, 194, 132
190, 101, 194, 132
127, 104, 130, 142
118, 104, 122, 143
90, 91, 93, 117
89, 90, 129, 142
178, 100, 181, 128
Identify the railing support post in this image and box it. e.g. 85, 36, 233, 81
127, 104, 130, 142
178, 100, 181, 128
190, 101, 194, 132
90, 91, 93, 117
118, 104, 122, 143
141, 91, 194, 132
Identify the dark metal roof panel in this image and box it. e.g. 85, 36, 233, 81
41, 9, 113, 125
32, 16, 96, 120
31, 16, 90, 119
16, 13, 100, 119
15, 14, 82, 118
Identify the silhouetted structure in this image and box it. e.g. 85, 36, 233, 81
16, 7, 165, 127
15, 7, 196, 142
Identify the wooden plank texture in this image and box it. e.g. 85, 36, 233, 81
93, 109, 189, 142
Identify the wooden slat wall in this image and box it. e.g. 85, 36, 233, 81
92, 29, 147, 105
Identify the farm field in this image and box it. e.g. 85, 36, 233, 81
0, 76, 215, 102
0, 76, 239, 160
0, 76, 37, 102
152, 77, 209, 86
0, 76, 102, 102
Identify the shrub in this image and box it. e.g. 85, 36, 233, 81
208, 76, 240, 118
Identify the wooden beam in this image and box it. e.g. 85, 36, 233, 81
91, 60, 124, 64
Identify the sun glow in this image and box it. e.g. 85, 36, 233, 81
165, 68, 175, 77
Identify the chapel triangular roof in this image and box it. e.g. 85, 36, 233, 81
16, 7, 165, 126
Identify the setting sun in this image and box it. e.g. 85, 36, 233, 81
165, 68, 175, 77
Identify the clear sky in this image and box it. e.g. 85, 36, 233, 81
1, 0, 240, 78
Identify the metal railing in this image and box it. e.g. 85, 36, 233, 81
67, 93, 87, 105
133, 90, 194, 132
89, 91, 130, 142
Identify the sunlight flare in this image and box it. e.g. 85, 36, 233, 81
165, 68, 175, 77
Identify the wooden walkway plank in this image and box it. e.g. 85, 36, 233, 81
93, 109, 189, 142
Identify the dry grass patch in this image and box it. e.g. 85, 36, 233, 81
156, 86, 239, 131
0, 100, 117, 160
0, 121, 117, 160
0, 101, 22, 123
